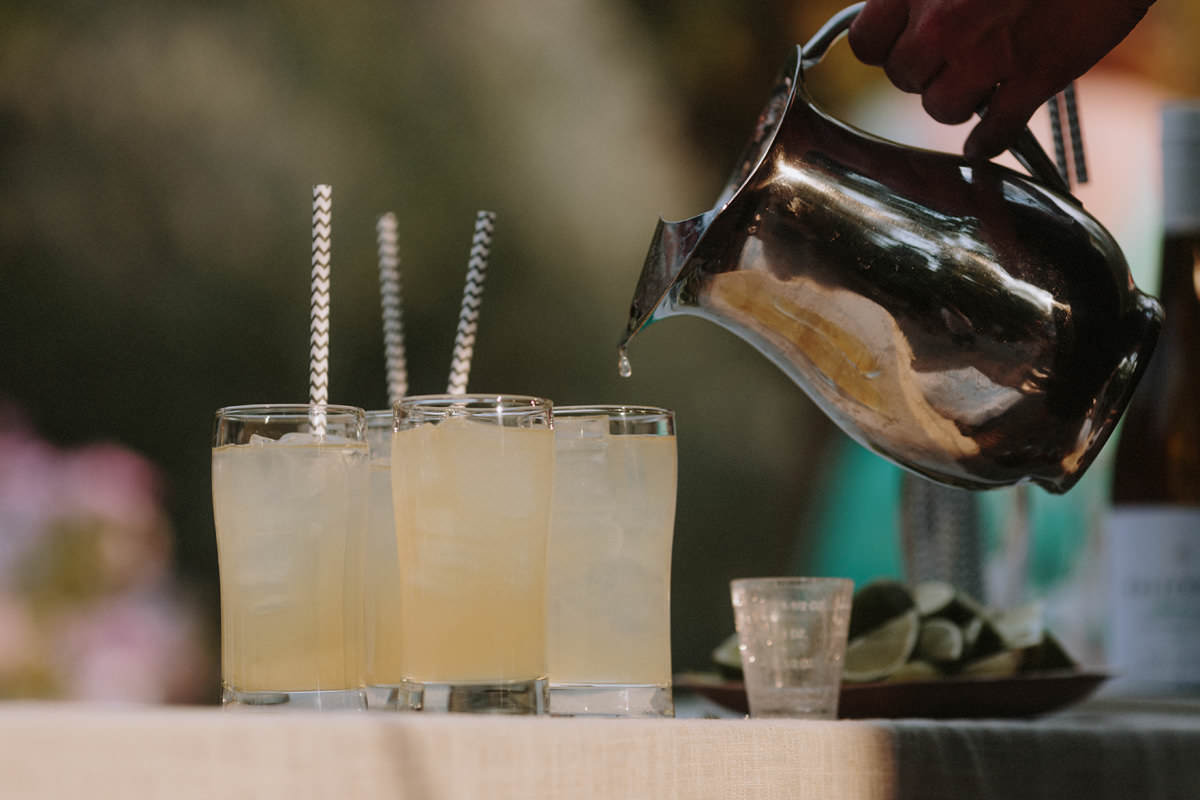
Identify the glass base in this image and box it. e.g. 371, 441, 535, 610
221, 685, 367, 711
745, 686, 838, 719
549, 683, 674, 717
366, 684, 419, 711
401, 677, 548, 714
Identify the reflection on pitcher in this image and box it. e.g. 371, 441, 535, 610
621, 5, 1162, 494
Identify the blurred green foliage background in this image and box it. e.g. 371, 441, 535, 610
3, 0, 1199, 700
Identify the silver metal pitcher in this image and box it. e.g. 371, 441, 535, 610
621, 4, 1162, 494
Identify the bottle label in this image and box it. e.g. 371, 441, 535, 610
1107, 508, 1200, 687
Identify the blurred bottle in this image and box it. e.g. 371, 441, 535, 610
899, 472, 983, 600
1107, 101, 1200, 695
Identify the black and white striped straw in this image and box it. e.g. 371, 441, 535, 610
376, 212, 408, 406
1063, 83, 1087, 184
446, 210, 495, 395
310, 184, 332, 435
1046, 93, 1069, 184
1046, 83, 1088, 188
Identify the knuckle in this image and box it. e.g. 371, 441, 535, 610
931, 0, 973, 34
848, 28, 887, 65
921, 91, 971, 124
884, 62, 919, 94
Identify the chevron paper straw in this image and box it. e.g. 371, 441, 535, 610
310, 184, 332, 436
1063, 82, 1087, 184
446, 210, 495, 395
376, 212, 408, 406
1046, 93, 1069, 183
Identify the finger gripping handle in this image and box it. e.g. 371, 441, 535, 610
803, 3, 1071, 195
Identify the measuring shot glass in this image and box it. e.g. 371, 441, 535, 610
730, 577, 853, 719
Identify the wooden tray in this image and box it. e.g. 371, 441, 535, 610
675, 670, 1109, 719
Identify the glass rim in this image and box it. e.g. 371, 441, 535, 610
731, 577, 854, 591
394, 393, 551, 411
215, 403, 366, 421
553, 404, 673, 420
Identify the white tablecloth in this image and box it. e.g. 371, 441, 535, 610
1, 699, 1197, 799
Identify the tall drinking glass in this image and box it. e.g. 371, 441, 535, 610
364, 410, 406, 708
212, 404, 368, 710
547, 405, 677, 717
392, 394, 554, 714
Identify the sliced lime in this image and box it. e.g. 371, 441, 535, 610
915, 581, 985, 625
843, 608, 920, 683
1019, 632, 1077, 672
961, 615, 1004, 661
885, 659, 942, 683
990, 603, 1045, 651
961, 648, 1023, 677
712, 632, 742, 676
913, 580, 956, 617
848, 580, 916, 640
916, 618, 964, 662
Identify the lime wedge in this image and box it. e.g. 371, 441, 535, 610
913, 580, 956, 617
1020, 632, 1077, 672
914, 580, 985, 624
990, 603, 1044, 651
885, 659, 942, 683
843, 608, 920, 683
962, 615, 983, 648
916, 618, 964, 663
848, 580, 916, 640
961, 648, 1023, 677
712, 633, 743, 676
961, 615, 1004, 661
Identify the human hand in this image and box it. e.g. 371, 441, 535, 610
847, 0, 1155, 158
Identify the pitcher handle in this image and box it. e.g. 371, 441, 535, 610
802, 2, 1073, 197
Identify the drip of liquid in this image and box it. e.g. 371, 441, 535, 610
617, 348, 632, 379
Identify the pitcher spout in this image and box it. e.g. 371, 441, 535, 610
621, 212, 711, 351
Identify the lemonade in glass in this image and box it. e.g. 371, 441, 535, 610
547, 405, 677, 716
391, 394, 554, 713
363, 410, 406, 708
212, 404, 368, 709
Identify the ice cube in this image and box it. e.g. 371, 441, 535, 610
365, 426, 392, 460
278, 431, 316, 445
438, 416, 478, 433
278, 431, 355, 445
556, 415, 610, 440
245, 431, 358, 447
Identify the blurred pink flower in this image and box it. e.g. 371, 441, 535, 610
55, 591, 210, 704
0, 417, 170, 590
60, 442, 165, 534
0, 591, 39, 676
0, 401, 210, 703
0, 429, 61, 576
59, 442, 171, 589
